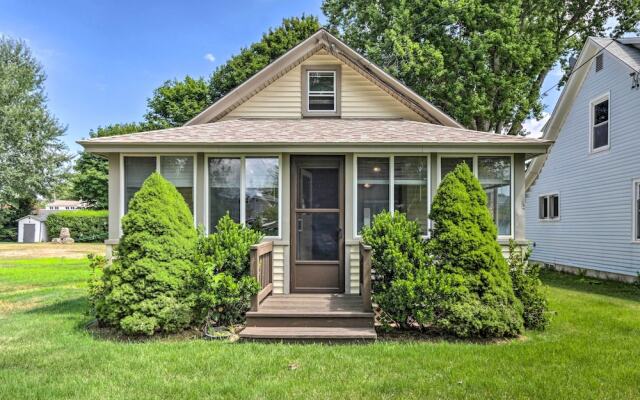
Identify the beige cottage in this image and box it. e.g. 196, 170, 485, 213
80, 29, 551, 340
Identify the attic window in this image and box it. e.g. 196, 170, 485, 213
595, 53, 604, 72
308, 71, 335, 111
302, 65, 341, 117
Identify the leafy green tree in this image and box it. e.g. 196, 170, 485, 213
0, 36, 68, 227
428, 163, 523, 337
142, 16, 320, 128
208, 15, 321, 102
89, 173, 197, 336
144, 76, 211, 128
72, 122, 149, 209
322, 0, 640, 134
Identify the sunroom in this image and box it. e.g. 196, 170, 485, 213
80, 118, 550, 296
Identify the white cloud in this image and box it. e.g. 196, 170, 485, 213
522, 112, 551, 138
204, 53, 216, 63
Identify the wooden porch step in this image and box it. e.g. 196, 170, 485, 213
239, 326, 377, 341
246, 311, 374, 328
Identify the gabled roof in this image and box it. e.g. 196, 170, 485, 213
186, 29, 462, 128
525, 36, 640, 189
79, 118, 551, 156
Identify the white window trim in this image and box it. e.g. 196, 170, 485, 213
633, 178, 640, 244
537, 192, 560, 222
120, 154, 197, 230
436, 154, 515, 239
205, 154, 282, 239
353, 154, 431, 238
307, 70, 336, 113
589, 91, 611, 154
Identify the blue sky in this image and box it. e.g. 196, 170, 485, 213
1, 0, 561, 155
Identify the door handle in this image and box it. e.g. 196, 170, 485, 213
297, 218, 303, 232
337, 228, 343, 240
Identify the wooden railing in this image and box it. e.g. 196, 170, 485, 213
249, 241, 274, 312
359, 242, 373, 312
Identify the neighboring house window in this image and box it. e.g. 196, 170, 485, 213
123, 155, 196, 215
538, 193, 559, 220
302, 65, 340, 117
634, 180, 640, 242
438, 155, 514, 237
595, 53, 604, 72
160, 156, 194, 213
123, 156, 156, 213
590, 94, 610, 152
208, 156, 280, 237
356, 155, 429, 234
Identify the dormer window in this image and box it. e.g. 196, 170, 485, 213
302, 65, 341, 117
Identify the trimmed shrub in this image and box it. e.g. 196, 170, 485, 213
508, 240, 549, 330
361, 211, 430, 328
89, 173, 197, 336
191, 214, 261, 326
428, 163, 523, 337
45, 210, 108, 242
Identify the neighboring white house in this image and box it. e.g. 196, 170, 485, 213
44, 200, 87, 211
526, 36, 640, 282
17, 212, 50, 243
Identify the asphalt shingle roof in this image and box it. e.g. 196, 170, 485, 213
79, 119, 551, 146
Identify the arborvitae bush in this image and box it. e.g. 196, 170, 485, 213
46, 210, 108, 242
428, 163, 524, 337
191, 214, 261, 326
507, 240, 549, 330
89, 173, 197, 336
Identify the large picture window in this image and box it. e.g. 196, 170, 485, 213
439, 155, 513, 237
356, 156, 429, 234
208, 156, 280, 237
123, 155, 195, 215
591, 94, 610, 152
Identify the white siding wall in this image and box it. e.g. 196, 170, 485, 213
224, 51, 425, 121
526, 50, 640, 276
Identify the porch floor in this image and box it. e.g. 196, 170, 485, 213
240, 294, 376, 341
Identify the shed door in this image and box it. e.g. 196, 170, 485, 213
23, 223, 36, 243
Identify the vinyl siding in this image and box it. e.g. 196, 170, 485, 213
526, 50, 640, 276
223, 51, 425, 121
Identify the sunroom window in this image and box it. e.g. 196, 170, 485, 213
160, 156, 194, 213
478, 156, 512, 237
123, 155, 195, 215
356, 156, 429, 234
123, 156, 156, 213
308, 71, 336, 112
208, 156, 280, 237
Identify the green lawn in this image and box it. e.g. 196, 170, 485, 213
1, 258, 639, 399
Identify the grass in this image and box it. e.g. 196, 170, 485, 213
1, 258, 639, 399
0, 243, 105, 259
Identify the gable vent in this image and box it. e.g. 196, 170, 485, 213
595, 53, 604, 72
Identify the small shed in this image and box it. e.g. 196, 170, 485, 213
17, 214, 48, 243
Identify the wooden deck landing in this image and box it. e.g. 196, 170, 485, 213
240, 294, 376, 341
